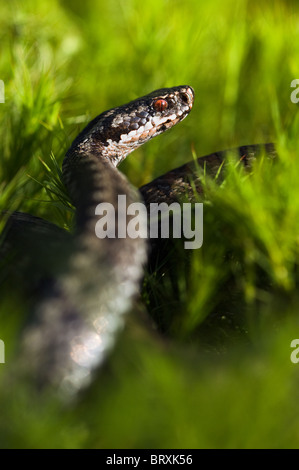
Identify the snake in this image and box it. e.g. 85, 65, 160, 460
1, 85, 276, 398
2, 85, 195, 396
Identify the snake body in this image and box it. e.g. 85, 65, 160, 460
15, 86, 194, 395
2, 85, 276, 397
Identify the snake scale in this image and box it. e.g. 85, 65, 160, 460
1, 85, 276, 398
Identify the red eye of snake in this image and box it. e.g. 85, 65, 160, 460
153, 99, 168, 112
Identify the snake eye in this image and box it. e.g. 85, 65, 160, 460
153, 99, 168, 112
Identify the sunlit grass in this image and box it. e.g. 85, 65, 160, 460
1, 0, 299, 449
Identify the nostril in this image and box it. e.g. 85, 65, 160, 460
183, 87, 194, 107
181, 93, 189, 104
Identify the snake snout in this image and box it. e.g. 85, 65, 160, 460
180, 86, 194, 109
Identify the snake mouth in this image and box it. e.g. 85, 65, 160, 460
157, 118, 181, 133
156, 108, 191, 133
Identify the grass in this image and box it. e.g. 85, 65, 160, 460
1, 0, 299, 449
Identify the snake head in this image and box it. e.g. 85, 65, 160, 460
68, 85, 194, 166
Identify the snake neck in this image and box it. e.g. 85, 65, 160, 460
63, 149, 119, 230
61, 147, 147, 282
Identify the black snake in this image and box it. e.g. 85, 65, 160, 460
1, 85, 276, 398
